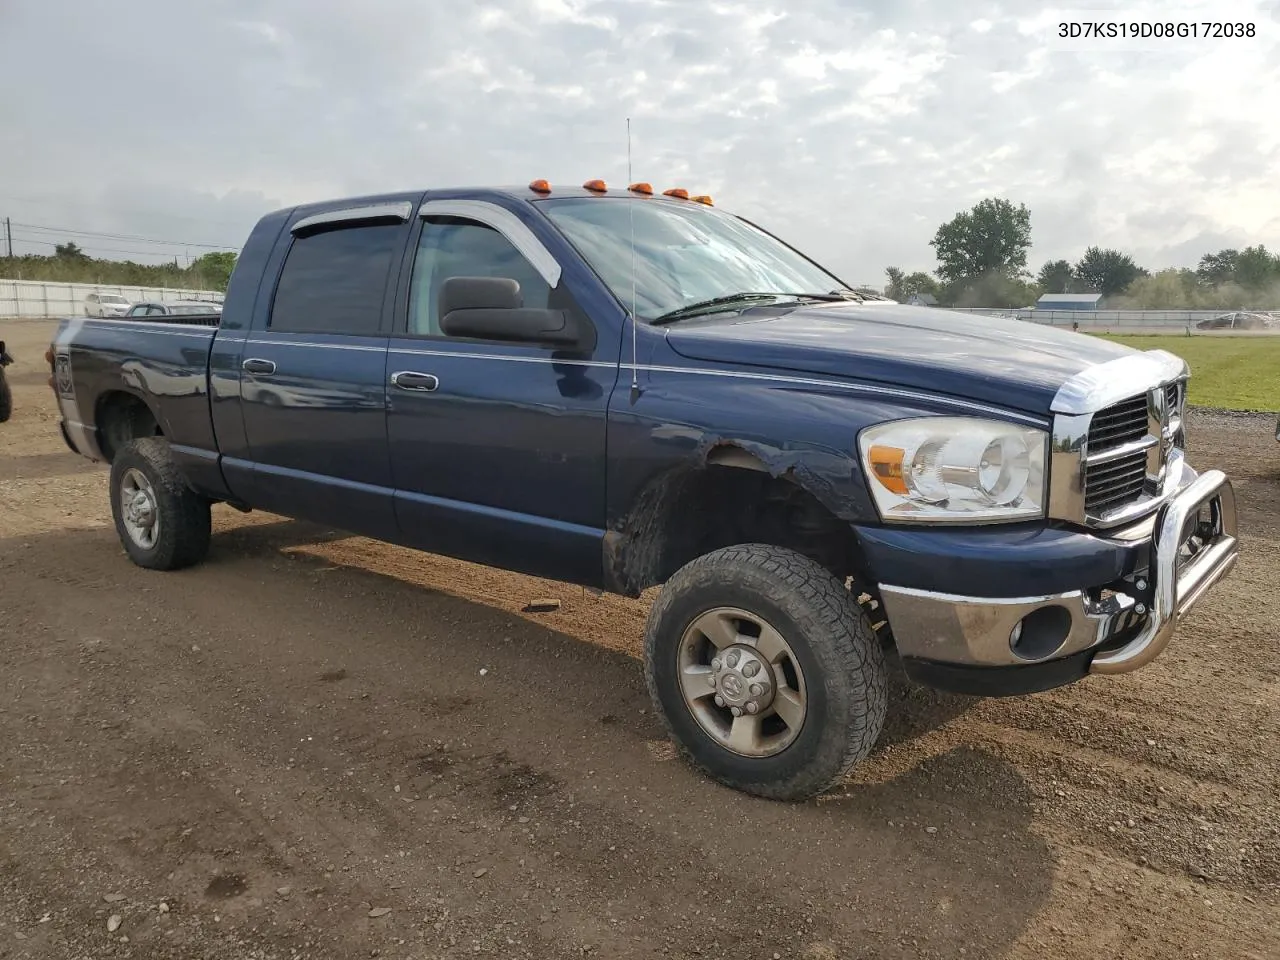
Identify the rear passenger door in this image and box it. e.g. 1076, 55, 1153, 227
238, 205, 411, 540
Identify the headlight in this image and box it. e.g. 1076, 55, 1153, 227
857, 417, 1047, 523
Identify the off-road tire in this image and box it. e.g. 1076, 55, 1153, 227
644, 543, 888, 801
0, 370, 11, 423
109, 437, 211, 570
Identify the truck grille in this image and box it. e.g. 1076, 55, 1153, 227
1085, 449, 1148, 514
1047, 353, 1188, 530
1088, 395, 1148, 451
1081, 384, 1181, 520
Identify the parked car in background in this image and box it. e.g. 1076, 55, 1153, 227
1196, 311, 1276, 331
123, 300, 223, 319
84, 293, 131, 317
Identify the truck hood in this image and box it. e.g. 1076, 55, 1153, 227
663, 302, 1137, 416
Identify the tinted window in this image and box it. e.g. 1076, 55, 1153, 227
408, 217, 551, 336
270, 224, 401, 335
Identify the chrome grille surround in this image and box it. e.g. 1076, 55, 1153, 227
1048, 350, 1190, 529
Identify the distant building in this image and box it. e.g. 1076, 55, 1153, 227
906, 293, 938, 306
1036, 292, 1102, 311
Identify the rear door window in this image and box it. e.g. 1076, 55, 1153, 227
269, 224, 401, 336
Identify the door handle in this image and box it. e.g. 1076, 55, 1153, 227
242, 358, 276, 375
390, 371, 439, 392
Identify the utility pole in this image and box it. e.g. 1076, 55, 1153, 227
4, 217, 12, 258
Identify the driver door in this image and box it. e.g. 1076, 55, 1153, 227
386, 200, 619, 586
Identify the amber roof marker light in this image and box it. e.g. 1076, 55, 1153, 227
628, 182, 653, 195
528, 179, 551, 194
583, 178, 608, 192
662, 187, 689, 199
690, 195, 714, 206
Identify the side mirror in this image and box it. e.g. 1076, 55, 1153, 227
439, 276, 522, 314
438, 276, 594, 350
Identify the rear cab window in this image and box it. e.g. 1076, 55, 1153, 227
269, 223, 403, 336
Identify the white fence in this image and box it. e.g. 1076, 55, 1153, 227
0, 279, 224, 319
947, 307, 1280, 332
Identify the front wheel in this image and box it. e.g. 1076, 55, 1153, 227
0, 370, 11, 423
109, 437, 211, 570
644, 543, 888, 801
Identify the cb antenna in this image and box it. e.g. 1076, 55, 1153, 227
627, 116, 641, 404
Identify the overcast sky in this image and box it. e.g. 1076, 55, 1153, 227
2, 0, 1278, 286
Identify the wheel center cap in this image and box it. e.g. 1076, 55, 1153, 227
710, 644, 776, 717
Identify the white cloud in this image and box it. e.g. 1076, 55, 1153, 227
0, 0, 1277, 282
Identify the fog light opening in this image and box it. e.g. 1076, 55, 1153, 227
1009, 605, 1073, 662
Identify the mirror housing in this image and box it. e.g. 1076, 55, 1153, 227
438, 276, 594, 350
439, 276, 522, 314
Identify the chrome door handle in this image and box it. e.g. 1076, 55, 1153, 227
242, 358, 276, 375
390, 371, 439, 392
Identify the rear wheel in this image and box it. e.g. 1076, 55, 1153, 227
109, 437, 211, 570
0, 369, 11, 423
644, 543, 888, 801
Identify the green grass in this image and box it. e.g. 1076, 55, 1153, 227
1091, 334, 1280, 411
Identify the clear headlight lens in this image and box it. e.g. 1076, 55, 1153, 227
857, 417, 1047, 523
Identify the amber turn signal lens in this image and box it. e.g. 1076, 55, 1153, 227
583, 178, 607, 192
528, 179, 551, 193
690, 194, 713, 206
662, 187, 689, 199
44, 346, 54, 365
867, 444, 908, 495
628, 182, 653, 195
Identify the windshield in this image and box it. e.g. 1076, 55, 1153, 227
100, 295, 128, 304
540, 197, 847, 322
172, 304, 217, 315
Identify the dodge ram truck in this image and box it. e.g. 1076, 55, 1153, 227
47, 179, 1240, 801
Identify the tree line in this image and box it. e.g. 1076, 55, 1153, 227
0, 242, 237, 290
884, 197, 1280, 310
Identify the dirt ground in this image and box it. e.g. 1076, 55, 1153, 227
2, 318, 1278, 960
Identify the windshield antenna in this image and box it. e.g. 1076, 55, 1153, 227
627, 116, 641, 404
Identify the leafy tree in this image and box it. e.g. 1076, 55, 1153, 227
1196, 249, 1238, 286
1036, 259, 1073, 294
930, 198, 1032, 285
1233, 245, 1280, 290
884, 267, 906, 299
55, 241, 87, 259
1073, 246, 1145, 297
942, 272, 1039, 309
885, 267, 939, 301
1111, 268, 1250, 310
191, 251, 238, 288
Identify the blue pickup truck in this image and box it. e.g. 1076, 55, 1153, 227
47, 179, 1240, 800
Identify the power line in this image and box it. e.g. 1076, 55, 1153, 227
11, 220, 237, 250
8, 234, 219, 260
0, 192, 254, 229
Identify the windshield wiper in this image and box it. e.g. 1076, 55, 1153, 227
651, 291, 851, 326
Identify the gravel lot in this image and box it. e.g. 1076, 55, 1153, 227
1, 319, 1278, 960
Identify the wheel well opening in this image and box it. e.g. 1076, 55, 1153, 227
609, 452, 870, 596
96, 392, 162, 462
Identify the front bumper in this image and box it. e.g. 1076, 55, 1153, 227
875, 468, 1238, 695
